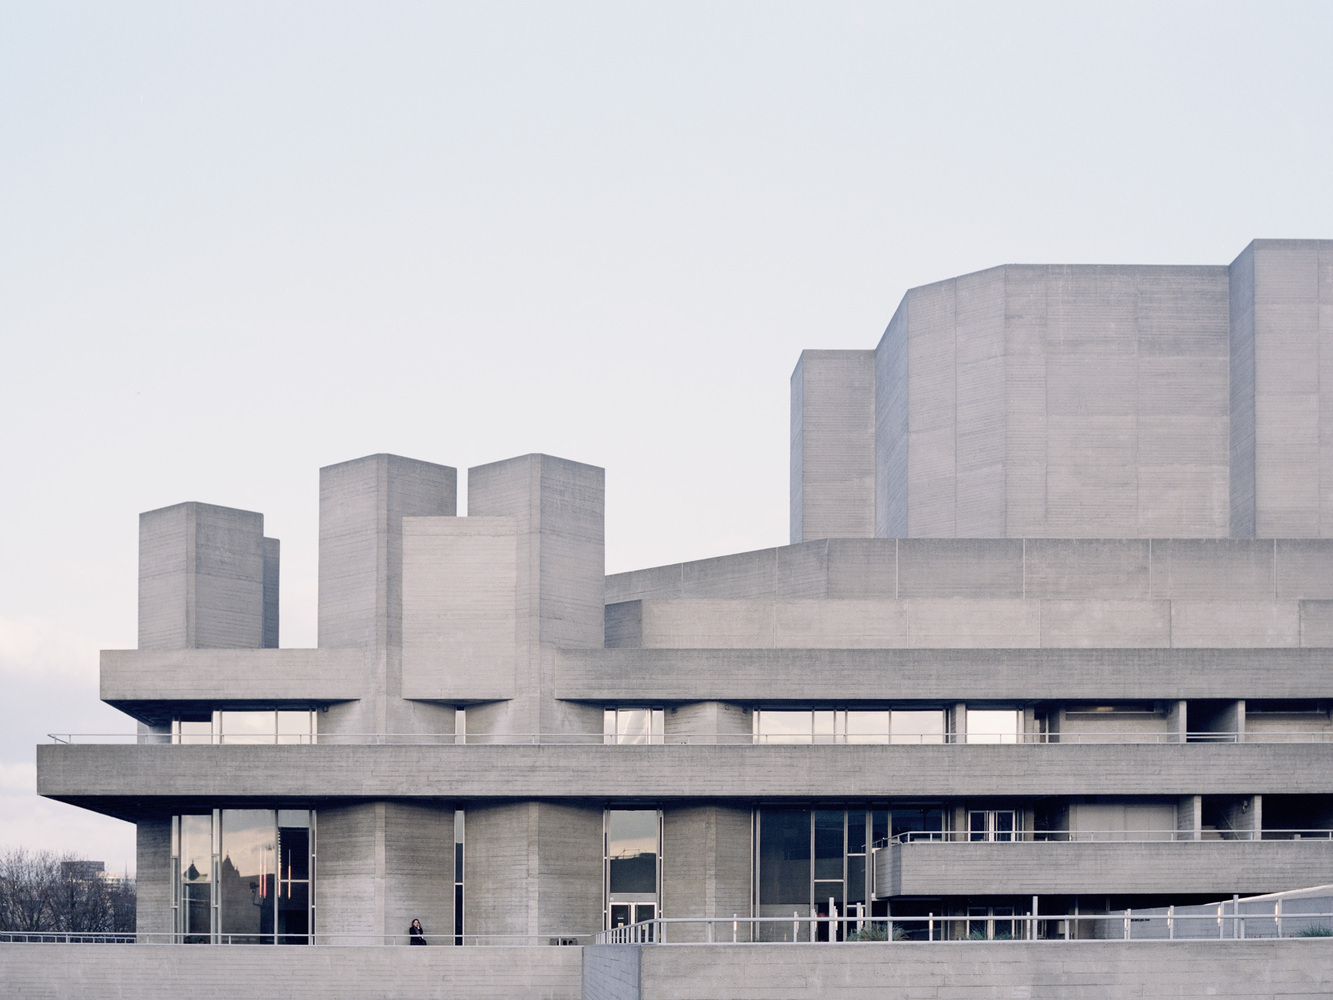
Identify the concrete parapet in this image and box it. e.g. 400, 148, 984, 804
36, 742, 1333, 805
0, 944, 583, 1000
877, 839, 1333, 897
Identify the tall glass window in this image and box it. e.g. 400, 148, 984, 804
177, 814, 214, 943
755, 809, 877, 941
604, 709, 664, 745
605, 809, 660, 934
174, 809, 313, 943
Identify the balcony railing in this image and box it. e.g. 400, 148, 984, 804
888, 829, 1333, 844
46, 730, 1333, 745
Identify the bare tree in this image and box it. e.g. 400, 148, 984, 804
0, 848, 135, 933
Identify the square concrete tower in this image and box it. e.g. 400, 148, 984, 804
138, 502, 278, 650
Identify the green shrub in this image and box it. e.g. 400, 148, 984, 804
1296, 925, 1333, 937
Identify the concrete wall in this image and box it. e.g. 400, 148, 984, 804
661, 806, 752, 941
38, 742, 1333, 802
0, 944, 582, 1000
314, 802, 455, 941
586, 940, 1333, 1000
863, 264, 1233, 539
790, 350, 876, 543
139, 502, 269, 650
464, 802, 603, 939
1243, 240, 1333, 538
401, 516, 519, 701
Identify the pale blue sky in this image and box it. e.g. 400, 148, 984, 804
2, 2, 1331, 871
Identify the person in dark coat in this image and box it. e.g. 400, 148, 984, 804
409, 918, 427, 945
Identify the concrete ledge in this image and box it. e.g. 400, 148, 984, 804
558, 647, 1333, 702
876, 840, 1333, 896
0, 943, 582, 1000
102, 649, 371, 719
37, 743, 1333, 815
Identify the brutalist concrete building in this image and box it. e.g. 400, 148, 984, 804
30, 239, 1333, 991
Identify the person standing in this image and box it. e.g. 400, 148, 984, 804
409, 918, 427, 945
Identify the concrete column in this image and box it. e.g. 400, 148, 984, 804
317, 454, 456, 737
1167, 700, 1187, 743
665, 703, 751, 744
463, 802, 603, 940
464, 454, 604, 738
1177, 795, 1202, 841
662, 806, 753, 942
139, 502, 271, 650
135, 817, 173, 939
314, 802, 455, 943
791, 350, 876, 543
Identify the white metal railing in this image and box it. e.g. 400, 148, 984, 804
45, 730, 1333, 746
888, 828, 1333, 844
593, 907, 1333, 945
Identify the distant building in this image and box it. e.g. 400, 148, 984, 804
30, 240, 1333, 994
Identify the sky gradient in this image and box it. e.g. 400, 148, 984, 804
3, 1, 1332, 873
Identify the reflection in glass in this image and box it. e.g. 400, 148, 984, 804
176, 809, 313, 944
607, 810, 658, 894
892, 806, 944, 842
757, 808, 811, 940
220, 809, 275, 941
175, 720, 212, 745
967, 709, 1021, 744
179, 814, 212, 943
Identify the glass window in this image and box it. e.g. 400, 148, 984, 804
845, 712, 890, 744
606, 810, 659, 896
757, 808, 811, 938
178, 814, 213, 943
277, 712, 315, 745
892, 806, 944, 842
890, 710, 946, 744
754, 711, 812, 744
220, 809, 276, 941
175, 809, 313, 944
175, 719, 213, 745
604, 709, 664, 745
967, 709, 1021, 744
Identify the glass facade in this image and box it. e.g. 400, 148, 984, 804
605, 809, 660, 934
173, 809, 314, 943
754, 808, 882, 941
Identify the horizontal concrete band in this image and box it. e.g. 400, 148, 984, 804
101, 648, 372, 703
605, 537, 1333, 604
0, 944, 582, 1000
593, 939, 1333, 1000
558, 647, 1333, 701
877, 840, 1333, 897
37, 743, 1333, 814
